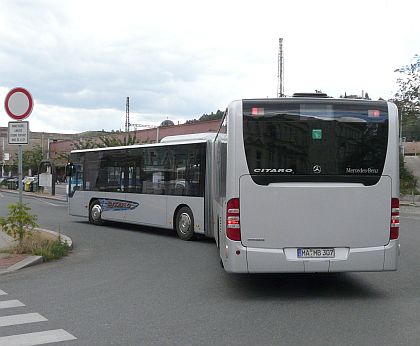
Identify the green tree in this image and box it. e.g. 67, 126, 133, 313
393, 55, 420, 140
185, 109, 224, 124
99, 133, 141, 147
199, 109, 224, 121
14, 145, 43, 175
53, 139, 98, 165
71, 138, 98, 150
0, 203, 38, 244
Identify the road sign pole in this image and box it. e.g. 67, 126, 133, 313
4, 87, 33, 204
18, 145, 23, 204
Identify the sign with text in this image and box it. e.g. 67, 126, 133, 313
8, 121, 29, 145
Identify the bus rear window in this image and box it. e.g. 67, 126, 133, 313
243, 99, 389, 186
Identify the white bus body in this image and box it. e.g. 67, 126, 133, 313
68, 135, 215, 240
213, 98, 400, 273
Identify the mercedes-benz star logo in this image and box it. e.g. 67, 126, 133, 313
313, 165, 322, 174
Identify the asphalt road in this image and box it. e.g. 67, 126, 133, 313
0, 192, 419, 346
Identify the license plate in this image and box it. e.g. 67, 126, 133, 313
297, 248, 335, 258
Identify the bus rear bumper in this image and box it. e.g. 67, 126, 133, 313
224, 239, 399, 273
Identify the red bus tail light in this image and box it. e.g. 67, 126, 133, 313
390, 198, 399, 240
227, 198, 241, 241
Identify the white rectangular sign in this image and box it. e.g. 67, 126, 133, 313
39, 173, 52, 187
8, 121, 29, 145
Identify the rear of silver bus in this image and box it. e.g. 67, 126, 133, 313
223, 99, 399, 273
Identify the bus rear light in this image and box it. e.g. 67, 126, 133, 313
251, 107, 264, 116
227, 198, 241, 241
390, 198, 399, 240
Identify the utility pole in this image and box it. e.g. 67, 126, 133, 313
277, 38, 284, 98
125, 97, 130, 132
124, 96, 162, 142
1, 137, 4, 177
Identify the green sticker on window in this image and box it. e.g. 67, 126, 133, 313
312, 129, 322, 140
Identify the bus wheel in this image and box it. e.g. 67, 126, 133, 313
89, 200, 103, 226
175, 207, 194, 241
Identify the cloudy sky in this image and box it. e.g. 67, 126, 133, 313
0, 0, 419, 133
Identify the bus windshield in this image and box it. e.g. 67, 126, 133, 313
243, 99, 389, 185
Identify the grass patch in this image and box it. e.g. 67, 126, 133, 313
6, 231, 71, 262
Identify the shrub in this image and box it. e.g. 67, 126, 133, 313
0, 203, 38, 243
12, 233, 71, 262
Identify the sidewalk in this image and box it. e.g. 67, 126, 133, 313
0, 187, 67, 202
400, 194, 420, 207
0, 230, 43, 275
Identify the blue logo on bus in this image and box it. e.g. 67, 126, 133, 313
98, 199, 139, 212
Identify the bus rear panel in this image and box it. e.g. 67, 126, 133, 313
219, 98, 399, 273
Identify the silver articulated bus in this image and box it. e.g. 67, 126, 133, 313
68, 95, 400, 273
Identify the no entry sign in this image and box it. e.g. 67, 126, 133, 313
4, 87, 33, 120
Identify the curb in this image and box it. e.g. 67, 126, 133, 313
0, 256, 44, 275
401, 202, 420, 207
0, 188, 67, 202
0, 229, 73, 276
35, 228, 73, 249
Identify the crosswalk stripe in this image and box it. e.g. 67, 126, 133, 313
0, 290, 7, 296
0, 329, 77, 346
0, 313, 47, 327
0, 300, 25, 309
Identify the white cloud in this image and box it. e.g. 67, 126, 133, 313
0, 0, 419, 133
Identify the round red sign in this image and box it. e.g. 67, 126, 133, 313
4, 87, 33, 120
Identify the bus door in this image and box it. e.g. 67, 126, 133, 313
67, 163, 85, 217
99, 165, 128, 222
123, 152, 167, 227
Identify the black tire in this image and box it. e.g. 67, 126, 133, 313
175, 206, 194, 241
89, 200, 103, 226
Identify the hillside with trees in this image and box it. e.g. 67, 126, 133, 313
185, 110, 224, 124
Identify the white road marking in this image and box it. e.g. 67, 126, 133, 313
0, 313, 47, 327
0, 300, 25, 309
0, 289, 77, 344
0, 329, 76, 346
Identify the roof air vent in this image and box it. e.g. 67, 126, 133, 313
293, 92, 329, 98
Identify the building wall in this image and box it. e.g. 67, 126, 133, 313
404, 141, 420, 155
0, 127, 79, 169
